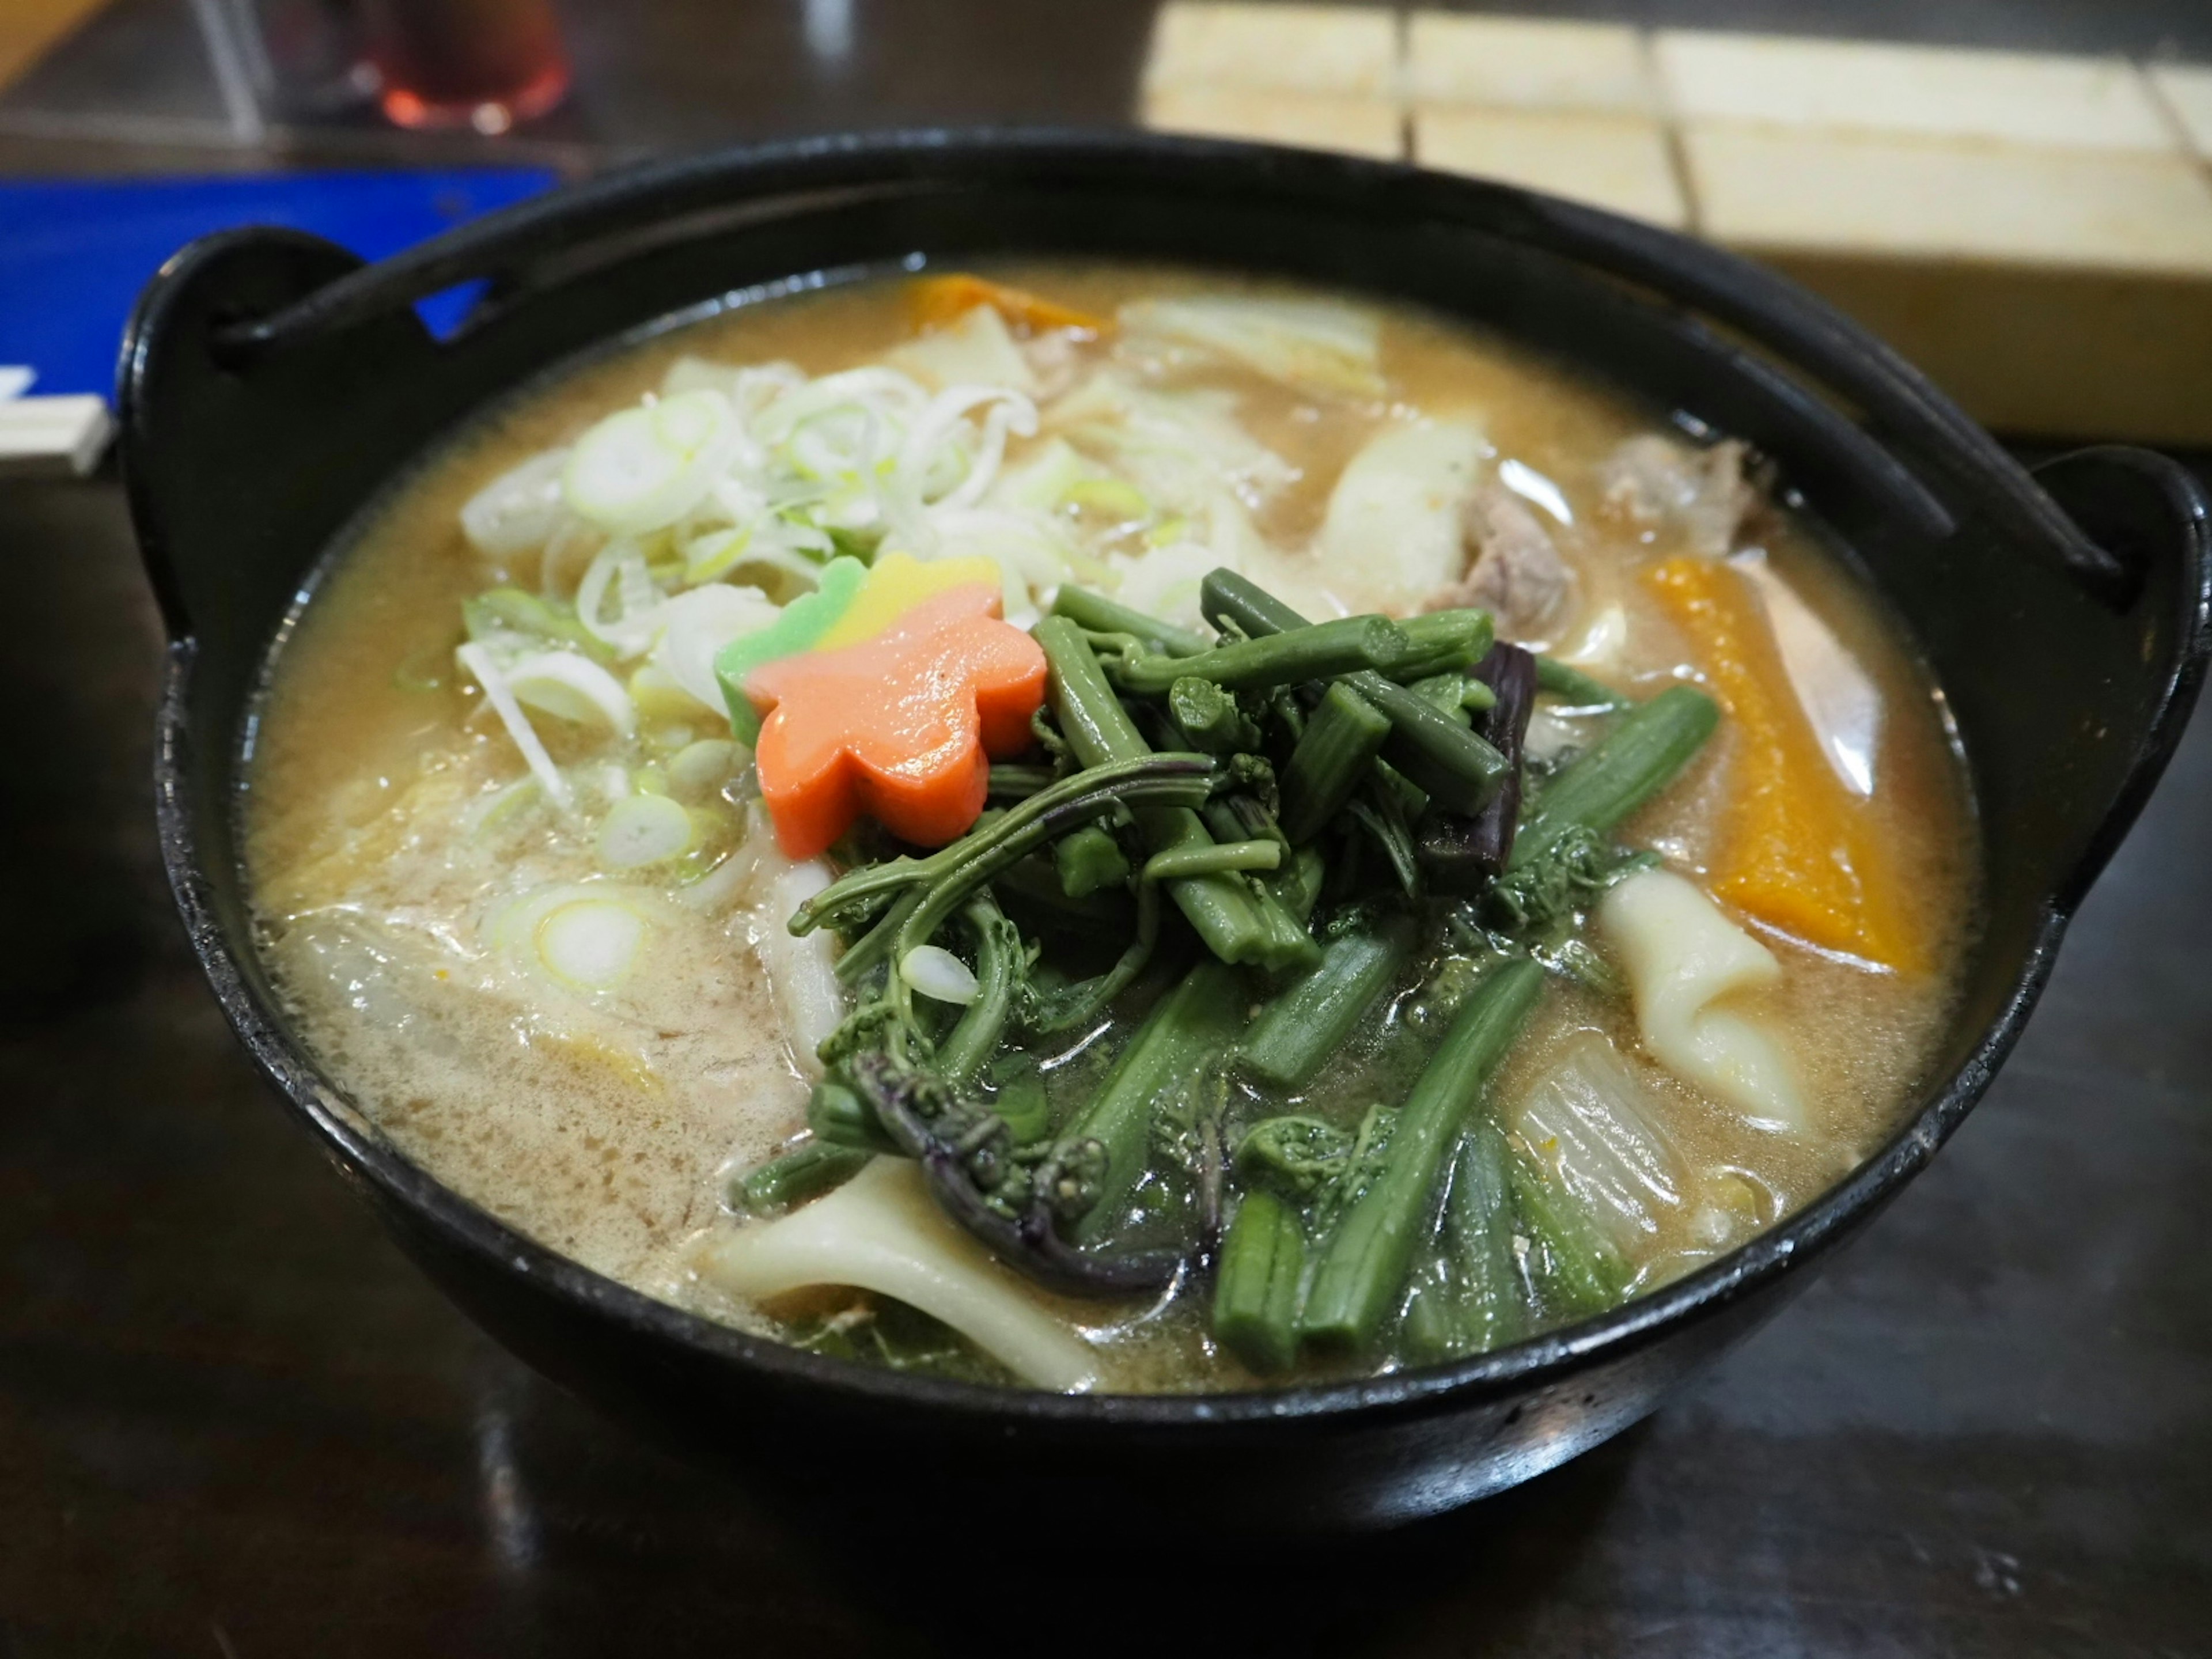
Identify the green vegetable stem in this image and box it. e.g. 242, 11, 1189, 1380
1036, 617, 1315, 973
1300, 955, 1546, 1350
1199, 570, 1509, 815
1058, 959, 1249, 1242
1510, 684, 1719, 870
1238, 913, 1415, 1090
1213, 1190, 1308, 1374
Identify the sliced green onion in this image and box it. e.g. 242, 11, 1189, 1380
596, 794, 696, 870
505, 650, 638, 738
564, 389, 738, 537
536, 899, 647, 991
667, 738, 738, 797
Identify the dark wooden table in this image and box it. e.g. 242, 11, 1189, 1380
2, 3, 2209, 1654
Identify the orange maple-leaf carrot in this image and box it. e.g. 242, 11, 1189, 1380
1643, 556, 1923, 972
906, 273, 1108, 338
745, 585, 1047, 859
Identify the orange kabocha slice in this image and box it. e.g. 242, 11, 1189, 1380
1644, 556, 1922, 972
745, 584, 1047, 859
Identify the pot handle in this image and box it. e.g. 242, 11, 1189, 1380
2029, 445, 2212, 908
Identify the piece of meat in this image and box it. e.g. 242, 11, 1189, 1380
1020, 330, 1085, 401
1422, 480, 1573, 639
1598, 434, 1754, 558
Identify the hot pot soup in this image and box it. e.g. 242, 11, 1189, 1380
244, 265, 1977, 1392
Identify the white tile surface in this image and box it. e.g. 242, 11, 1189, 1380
0, 395, 113, 479
1657, 33, 2175, 153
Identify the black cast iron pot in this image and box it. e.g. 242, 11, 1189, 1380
119, 131, 2210, 1533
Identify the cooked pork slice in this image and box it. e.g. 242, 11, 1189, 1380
1423, 480, 1572, 638
1598, 434, 1754, 557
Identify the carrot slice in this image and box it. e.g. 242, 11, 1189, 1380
746, 585, 1048, 858
1643, 556, 1922, 972
906, 273, 1108, 338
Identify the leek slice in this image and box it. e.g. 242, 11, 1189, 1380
456, 642, 571, 812
652, 583, 781, 711
461, 449, 572, 556
564, 389, 740, 537
537, 898, 647, 991
504, 650, 637, 738
596, 794, 696, 870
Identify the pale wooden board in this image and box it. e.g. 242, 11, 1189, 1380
2150, 65, 2212, 160
1404, 13, 1652, 113
1763, 253, 2212, 444
1685, 124, 2212, 274
1141, 9, 2212, 441
1142, 84, 1404, 159
1654, 33, 2173, 153
1144, 2, 1400, 98
1413, 108, 1685, 226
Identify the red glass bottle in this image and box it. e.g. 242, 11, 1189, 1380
361, 0, 570, 133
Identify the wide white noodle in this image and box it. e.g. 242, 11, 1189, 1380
1597, 867, 1806, 1132
695, 1158, 1101, 1391
752, 857, 845, 1077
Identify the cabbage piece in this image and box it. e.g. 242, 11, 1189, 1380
1048, 370, 1295, 507
696, 1158, 1101, 1392
1315, 418, 1488, 615
888, 302, 1039, 394
1118, 295, 1386, 397
1510, 1030, 1688, 1252
1104, 539, 1222, 631
1597, 867, 1806, 1132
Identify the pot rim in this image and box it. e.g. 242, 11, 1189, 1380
132, 126, 2209, 1433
